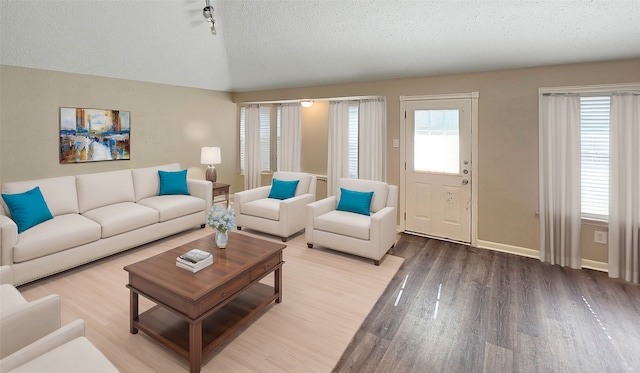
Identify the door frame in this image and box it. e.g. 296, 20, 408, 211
399, 92, 479, 246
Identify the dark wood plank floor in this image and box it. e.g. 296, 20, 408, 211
334, 234, 640, 372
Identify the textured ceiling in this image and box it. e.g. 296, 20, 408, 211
1, 0, 639, 92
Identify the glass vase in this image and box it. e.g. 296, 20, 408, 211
215, 230, 228, 249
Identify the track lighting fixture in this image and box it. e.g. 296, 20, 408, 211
203, 0, 216, 35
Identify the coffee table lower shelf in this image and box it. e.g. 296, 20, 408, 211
133, 283, 277, 363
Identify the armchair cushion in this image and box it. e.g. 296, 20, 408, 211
314, 210, 371, 240
241, 198, 281, 221
1, 187, 53, 234
336, 188, 373, 216
268, 179, 299, 200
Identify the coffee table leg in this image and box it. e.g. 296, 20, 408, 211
130, 290, 139, 334
189, 320, 203, 373
275, 266, 282, 303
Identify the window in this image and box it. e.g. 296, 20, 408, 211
239, 105, 280, 173
348, 103, 359, 178
580, 96, 610, 220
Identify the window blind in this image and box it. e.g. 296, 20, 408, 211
580, 96, 610, 220
348, 104, 359, 178
259, 106, 271, 171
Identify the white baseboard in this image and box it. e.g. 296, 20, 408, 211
475, 240, 608, 273
476, 240, 539, 259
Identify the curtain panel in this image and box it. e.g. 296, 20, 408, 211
327, 101, 350, 196
279, 103, 302, 172
539, 94, 582, 269
358, 98, 387, 181
244, 104, 261, 190
609, 93, 640, 283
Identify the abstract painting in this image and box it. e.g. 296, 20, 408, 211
60, 107, 130, 163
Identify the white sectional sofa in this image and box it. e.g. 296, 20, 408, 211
0, 163, 211, 286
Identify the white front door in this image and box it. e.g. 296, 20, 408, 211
403, 97, 473, 243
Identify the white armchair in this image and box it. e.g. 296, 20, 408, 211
0, 266, 118, 372
305, 178, 398, 265
234, 172, 317, 241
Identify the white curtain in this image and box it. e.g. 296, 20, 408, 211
539, 94, 582, 269
609, 93, 640, 283
358, 98, 386, 181
279, 103, 302, 172
244, 104, 261, 190
327, 101, 350, 196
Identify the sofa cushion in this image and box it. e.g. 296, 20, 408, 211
272, 171, 311, 197
137, 195, 204, 222
268, 179, 299, 200
76, 170, 135, 213
82, 202, 159, 238
338, 178, 389, 213
2, 187, 54, 233
158, 170, 189, 196
1, 176, 79, 216
336, 188, 373, 216
132, 163, 181, 201
0, 284, 26, 313
314, 210, 371, 240
241, 198, 281, 221
12, 215, 101, 263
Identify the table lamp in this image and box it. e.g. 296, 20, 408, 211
200, 147, 221, 183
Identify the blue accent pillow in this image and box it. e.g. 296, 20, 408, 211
2, 186, 54, 233
268, 179, 300, 200
337, 188, 374, 216
158, 170, 190, 195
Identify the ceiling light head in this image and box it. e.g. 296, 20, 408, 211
301, 100, 314, 108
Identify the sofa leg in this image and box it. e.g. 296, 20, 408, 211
281, 237, 288, 242
200, 224, 205, 228
237, 226, 242, 230
374, 259, 381, 266
307, 243, 313, 248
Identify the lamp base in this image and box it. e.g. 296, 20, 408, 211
205, 165, 217, 183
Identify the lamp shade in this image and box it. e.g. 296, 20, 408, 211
200, 147, 221, 165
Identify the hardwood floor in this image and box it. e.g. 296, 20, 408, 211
16, 228, 403, 372
334, 234, 640, 372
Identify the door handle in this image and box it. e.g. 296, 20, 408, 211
462, 179, 469, 185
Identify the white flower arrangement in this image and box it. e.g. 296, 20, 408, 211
207, 205, 236, 233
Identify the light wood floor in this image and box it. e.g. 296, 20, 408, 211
334, 234, 640, 372
17, 228, 403, 372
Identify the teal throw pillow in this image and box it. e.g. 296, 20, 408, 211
158, 170, 190, 195
268, 179, 300, 200
2, 186, 54, 233
336, 188, 374, 216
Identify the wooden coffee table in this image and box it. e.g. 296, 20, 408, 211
124, 232, 286, 373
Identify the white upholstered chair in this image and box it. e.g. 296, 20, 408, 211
0, 266, 118, 372
234, 172, 317, 241
305, 178, 398, 265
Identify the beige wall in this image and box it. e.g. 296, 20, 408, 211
0, 65, 237, 191
232, 58, 640, 264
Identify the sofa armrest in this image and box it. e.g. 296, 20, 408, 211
187, 179, 212, 206
0, 319, 85, 372
0, 216, 18, 267
0, 267, 11, 285
0, 295, 62, 359
234, 186, 271, 210
370, 206, 398, 250
305, 196, 337, 244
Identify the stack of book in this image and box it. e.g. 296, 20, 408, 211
176, 248, 213, 272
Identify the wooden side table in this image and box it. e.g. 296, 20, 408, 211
211, 182, 230, 208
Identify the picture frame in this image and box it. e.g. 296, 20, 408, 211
60, 107, 130, 163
